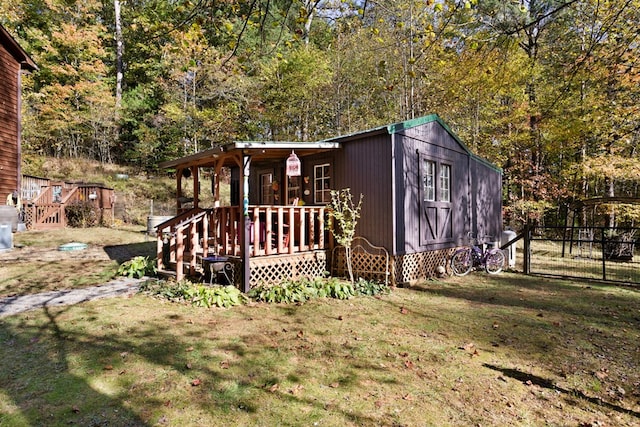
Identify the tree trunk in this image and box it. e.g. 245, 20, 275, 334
114, 0, 123, 112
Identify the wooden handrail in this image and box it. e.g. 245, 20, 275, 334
157, 204, 327, 281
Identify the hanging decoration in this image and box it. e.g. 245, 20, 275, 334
286, 151, 301, 177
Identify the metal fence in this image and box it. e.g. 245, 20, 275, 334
524, 226, 640, 285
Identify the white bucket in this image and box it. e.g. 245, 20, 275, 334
147, 215, 173, 235
501, 230, 518, 268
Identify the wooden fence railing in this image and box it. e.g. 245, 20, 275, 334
25, 185, 115, 230
156, 205, 327, 280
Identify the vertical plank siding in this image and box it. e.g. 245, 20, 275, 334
326, 120, 501, 259
0, 44, 20, 200
333, 133, 394, 251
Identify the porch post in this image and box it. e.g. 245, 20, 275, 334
192, 166, 199, 209
242, 155, 251, 293
176, 170, 182, 213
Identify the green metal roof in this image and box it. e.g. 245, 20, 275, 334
324, 114, 501, 173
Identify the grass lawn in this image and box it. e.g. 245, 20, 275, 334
1, 228, 639, 426
0, 226, 155, 298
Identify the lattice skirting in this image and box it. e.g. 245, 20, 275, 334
332, 249, 389, 284
391, 249, 455, 285
249, 251, 328, 287
332, 248, 456, 285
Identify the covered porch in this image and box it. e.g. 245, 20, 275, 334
156, 141, 340, 291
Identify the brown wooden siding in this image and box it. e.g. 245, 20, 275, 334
395, 122, 472, 255
0, 42, 20, 201
332, 133, 394, 251
471, 158, 503, 242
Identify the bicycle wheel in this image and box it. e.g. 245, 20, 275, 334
484, 249, 505, 274
451, 248, 473, 276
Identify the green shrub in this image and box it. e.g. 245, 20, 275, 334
353, 277, 390, 296
139, 279, 247, 308
248, 276, 388, 303
248, 279, 317, 304
117, 256, 157, 278
185, 284, 247, 308
320, 277, 356, 299
65, 200, 98, 227
139, 279, 191, 302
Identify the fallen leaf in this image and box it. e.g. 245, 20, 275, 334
269, 383, 279, 392
595, 370, 607, 380
191, 378, 201, 386
289, 384, 304, 395
104, 365, 114, 371
462, 343, 476, 352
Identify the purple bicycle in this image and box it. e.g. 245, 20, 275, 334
450, 233, 505, 276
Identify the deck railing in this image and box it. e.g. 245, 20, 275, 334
25, 185, 115, 230
156, 205, 327, 280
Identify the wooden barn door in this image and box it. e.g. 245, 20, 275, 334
421, 202, 453, 245
419, 157, 453, 246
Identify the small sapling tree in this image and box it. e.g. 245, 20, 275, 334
328, 188, 363, 283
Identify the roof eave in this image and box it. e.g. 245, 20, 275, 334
0, 24, 38, 71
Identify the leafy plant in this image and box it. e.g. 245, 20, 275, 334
248, 276, 373, 303
139, 279, 246, 308
65, 200, 99, 228
248, 279, 317, 304
139, 279, 192, 302
117, 256, 157, 278
328, 188, 363, 283
320, 277, 355, 299
353, 277, 390, 296
185, 284, 246, 308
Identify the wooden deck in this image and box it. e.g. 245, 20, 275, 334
23, 183, 115, 230
156, 205, 328, 282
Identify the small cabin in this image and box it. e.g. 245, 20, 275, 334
0, 24, 37, 204
158, 114, 502, 290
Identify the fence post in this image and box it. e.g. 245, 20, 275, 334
601, 227, 607, 281
523, 222, 531, 275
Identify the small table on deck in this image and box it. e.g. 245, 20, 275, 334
202, 256, 235, 285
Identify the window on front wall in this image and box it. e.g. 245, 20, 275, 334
439, 164, 451, 202
260, 173, 274, 205
423, 160, 436, 202
422, 158, 451, 203
314, 163, 331, 204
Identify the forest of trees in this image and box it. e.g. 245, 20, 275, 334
2, 0, 639, 228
